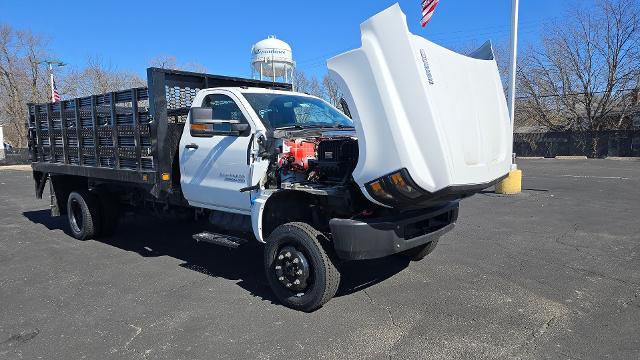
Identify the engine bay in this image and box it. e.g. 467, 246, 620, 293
263, 133, 359, 189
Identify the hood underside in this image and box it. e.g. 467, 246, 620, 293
327, 4, 512, 207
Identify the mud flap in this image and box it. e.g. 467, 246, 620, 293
33, 171, 47, 199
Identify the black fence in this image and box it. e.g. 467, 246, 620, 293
0, 148, 30, 165
514, 130, 640, 158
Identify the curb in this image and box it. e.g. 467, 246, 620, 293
554, 156, 588, 160
0, 165, 32, 171
605, 157, 640, 161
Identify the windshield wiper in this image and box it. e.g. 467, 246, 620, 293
275, 124, 354, 130
275, 125, 305, 130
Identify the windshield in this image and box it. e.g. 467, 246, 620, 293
242, 93, 353, 129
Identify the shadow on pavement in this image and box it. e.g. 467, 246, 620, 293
22, 209, 410, 305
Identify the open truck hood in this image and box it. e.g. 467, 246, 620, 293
327, 4, 512, 207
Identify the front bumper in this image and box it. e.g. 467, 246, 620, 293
329, 202, 459, 260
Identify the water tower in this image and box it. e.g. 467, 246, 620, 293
251, 35, 295, 83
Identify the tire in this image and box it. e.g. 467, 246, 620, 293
264, 222, 341, 311
96, 191, 119, 237
402, 239, 439, 261
67, 190, 102, 240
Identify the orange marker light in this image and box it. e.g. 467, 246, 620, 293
390, 172, 406, 186
370, 181, 383, 192
191, 124, 207, 131
388, 171, 421, 199
369, 180, 394, 202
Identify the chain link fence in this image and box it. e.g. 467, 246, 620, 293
0, 148, 30, 165
514, 130, 640, 158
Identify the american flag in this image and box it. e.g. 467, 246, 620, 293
421, 0, 440, 27
51, 77, 60, 103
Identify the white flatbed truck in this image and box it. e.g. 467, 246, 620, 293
26, 5, 512, 310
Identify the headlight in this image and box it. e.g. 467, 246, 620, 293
388, 170, 422, 199
366, 179, 395, 204
366, 169, 423, 205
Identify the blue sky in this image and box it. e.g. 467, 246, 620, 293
1, 0, 585, 80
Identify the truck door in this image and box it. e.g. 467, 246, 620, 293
179, 91, 253, 213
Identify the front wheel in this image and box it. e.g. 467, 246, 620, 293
264, 222, 341, 311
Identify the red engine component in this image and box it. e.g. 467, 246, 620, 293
282, 139, 316, 170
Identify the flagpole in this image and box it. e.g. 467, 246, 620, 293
495, 0, 523, 195
49, 63, 55, 103
507, 0, 519, 128
38, 59, 64, 102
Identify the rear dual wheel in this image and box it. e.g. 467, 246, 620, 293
67, 190, 101, 240
67, 190, 119, 240
264, 222, 341, 312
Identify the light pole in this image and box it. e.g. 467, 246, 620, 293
36, 59, 66, 102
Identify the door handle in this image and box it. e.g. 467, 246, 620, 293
185, 143, 199, 149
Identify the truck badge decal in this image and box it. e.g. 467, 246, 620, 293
420, 49, 435, 85
219, 172, 246, 183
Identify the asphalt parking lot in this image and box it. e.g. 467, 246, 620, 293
1, 159, 639, 359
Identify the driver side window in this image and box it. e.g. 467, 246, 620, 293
201, 94, 248, 123
191, 93, 250, 137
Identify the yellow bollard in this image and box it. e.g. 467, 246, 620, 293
495, 168, 522, 195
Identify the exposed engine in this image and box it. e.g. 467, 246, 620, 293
271, 136, 359, 188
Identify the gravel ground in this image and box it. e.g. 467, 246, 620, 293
0, 159, 638, 359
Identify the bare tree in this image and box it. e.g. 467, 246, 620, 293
1, 23, 151, 147
518, 0, 640, 154
149, 54, 178, 69
61, 56, 145, 98
307, 77, 323, 99
0, 24, 51, 148
149, 54, 208, 73
292, 70, 311, 93
291, 69, 323, 98
322, 73, 342, 107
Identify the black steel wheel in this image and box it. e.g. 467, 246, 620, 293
401, 239, 439, 261
67, 190, 101, 240
264, 222, 341, 311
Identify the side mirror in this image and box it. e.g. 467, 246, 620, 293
232, 123, 250, 133
191, 107, 215, 123
189, 107, 250, 137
